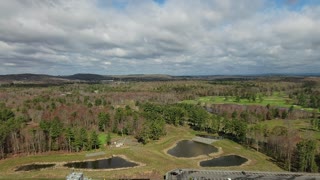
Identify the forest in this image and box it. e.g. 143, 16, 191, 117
0, 76, 319, 173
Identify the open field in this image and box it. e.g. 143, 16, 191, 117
181, 95, 318, 112
181, 93, 320, 140
254, 119, 320, 140
0, 125, 283, 179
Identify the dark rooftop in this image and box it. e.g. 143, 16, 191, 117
165, 169, 320, 180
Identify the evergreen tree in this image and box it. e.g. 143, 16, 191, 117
95, 98, 102, 106
65, 127, 75, 152
49, 117, 63, 150
233, 120, 247, 142
75, 128, 88, 151
235, 95, 241, 102
149, 117, 166, 140
295, 139, 318, 172
90, 131, 99, 150
39, 120, 51, 151
136, 125, 151, 144
81, 128, 88, 150
0, 108, 15, 122
98, 112, 110, 132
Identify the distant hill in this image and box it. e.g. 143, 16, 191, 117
0, 73, 70, 84
0, 73, 51, 80
112, 74, 173, 81
0, 73, 319, 85
62, 73, 113, 81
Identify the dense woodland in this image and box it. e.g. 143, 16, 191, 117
0, 77, 319, 172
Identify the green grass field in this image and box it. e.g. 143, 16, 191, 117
253, 119, 320, 140
98, 132, 121, 146
181, 95, 317, 112
98, 133, 106, 146
0, 125, 284, 179
182, 94, 320, 140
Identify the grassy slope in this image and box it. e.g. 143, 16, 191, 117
255, 119, 320, 140
0, 125, 283, 179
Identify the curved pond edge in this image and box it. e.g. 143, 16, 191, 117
197, 154, 251, 168
61, 155, 145, 171
14, 163, 56, 172
163, 139, 223, 160
14, 155, 145, 172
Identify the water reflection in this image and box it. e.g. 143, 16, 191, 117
15, 164, 55, 171
200, 155, 248, 167
167, 140, 218, 158
63, 156, 138, 169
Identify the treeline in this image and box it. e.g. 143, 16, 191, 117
0, 77, 319, 172
0, 104, 25, 158
1, 99, 316, 172
0, 101, 168, 157
208, 103, 310, 122
291, 89, 320, 109
208, 103, 319, 172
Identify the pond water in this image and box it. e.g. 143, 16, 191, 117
167, 140, 218, 158
15, 164, 55, 171
200, 155, 248, 167
63, 156, 138, 169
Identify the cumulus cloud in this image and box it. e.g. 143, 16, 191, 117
0, 0, 319, 75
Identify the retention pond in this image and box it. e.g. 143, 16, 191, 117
200, 155, 248, 167
15, 164, 55, 171
63, 156, 138, 169
167, 140, 218, 158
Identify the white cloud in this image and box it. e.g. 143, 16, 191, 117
4, 62, 16, 66
0, 0, 319, 75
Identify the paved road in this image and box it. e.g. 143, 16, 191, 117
85, 151, 105, 158
192, 137, 218, 144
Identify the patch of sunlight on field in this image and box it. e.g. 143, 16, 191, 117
98, 133, 106, 145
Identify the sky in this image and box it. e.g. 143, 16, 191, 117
0, 0, 320, 75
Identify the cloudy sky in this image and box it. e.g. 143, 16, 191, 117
0, 0, 319, 75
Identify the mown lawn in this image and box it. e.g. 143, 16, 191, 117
98, 133, 106, 146
212, 140, 282, 172
182, 95, 291, 107
0, 125, 284, 179
181, 95, 318, 112
98, 132, 122, 146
